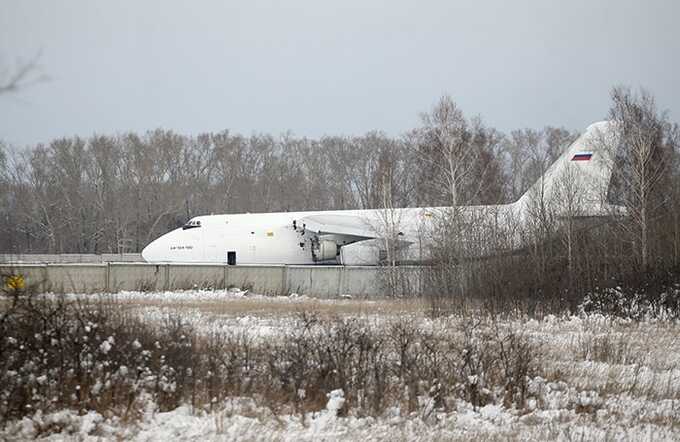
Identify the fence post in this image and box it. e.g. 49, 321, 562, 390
223, 265, 229, 290
105, 262, 110, 293
282, 265, 288, 295
164, 264, 170, 291
42, 264, 49, 293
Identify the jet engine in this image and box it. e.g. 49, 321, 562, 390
312, 239, 338, 262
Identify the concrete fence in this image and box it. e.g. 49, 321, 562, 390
0, 263, 425, 298
0, 253, 142, 263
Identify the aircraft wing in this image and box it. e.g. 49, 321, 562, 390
298, 214, 378, 239
300, 213, 416, 246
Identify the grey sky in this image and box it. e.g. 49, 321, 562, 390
1, 0, 679, 147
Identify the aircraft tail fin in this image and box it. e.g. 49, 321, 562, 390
516, 121, 623, 217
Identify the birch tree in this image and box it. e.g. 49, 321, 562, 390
607, 87, 673, 271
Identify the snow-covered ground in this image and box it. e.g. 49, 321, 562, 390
7, 394, 680, 441
53, 288, 412, 340
3, 289, 680, 441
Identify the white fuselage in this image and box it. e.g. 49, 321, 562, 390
142, 208, 410, 264
140, 204, 518, 265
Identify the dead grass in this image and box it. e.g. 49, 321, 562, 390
99, 295, 431, 318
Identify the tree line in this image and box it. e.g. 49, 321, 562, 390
0, 87, 678, 280
0, 104, 574, 254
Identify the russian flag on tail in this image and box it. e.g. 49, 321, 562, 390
571, 151, 593, 161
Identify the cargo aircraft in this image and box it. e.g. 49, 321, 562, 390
142, 122, 622, 265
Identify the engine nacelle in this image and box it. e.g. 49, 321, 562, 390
339, 239, 381, 265
312, 239, 338, 261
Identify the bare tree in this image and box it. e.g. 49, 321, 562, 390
503, 127, 578, 201
552, 163, 587, 292
414, 95, 472, 208
0, 52, 47, 95
668, 124, 680, 267
606, 87, 674, 271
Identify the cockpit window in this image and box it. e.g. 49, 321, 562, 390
182, 219, 201, 230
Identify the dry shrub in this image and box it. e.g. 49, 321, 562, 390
1, 292, 540, 427
579, 271, 680, 320
577, 330, 637, 365
0, 291, 198, 422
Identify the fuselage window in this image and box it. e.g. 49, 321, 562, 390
182, 220, 202, 230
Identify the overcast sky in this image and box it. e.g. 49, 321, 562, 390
1, 0, 679, 147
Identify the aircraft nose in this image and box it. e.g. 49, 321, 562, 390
141, 238, 162, 262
